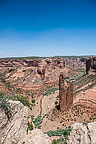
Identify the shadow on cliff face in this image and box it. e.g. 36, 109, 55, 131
56, 105, 60, 110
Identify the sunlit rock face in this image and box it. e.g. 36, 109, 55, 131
86, 57, 96, 74
67, 121, 96, 144
67, 81, 73, 110
59, 73, 67, 111
0, 100, 28, 144
0, 100, 51, 144
59, 72, 73, 112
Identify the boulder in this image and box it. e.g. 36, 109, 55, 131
0, 100, 28, 144
67, 122, 96, 144
18, 129, 51, 144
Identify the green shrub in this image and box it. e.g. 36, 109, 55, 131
31, 115, 43, 129
51, 117, 54, 121
63, 129, 68, 136
32, 99, 35, 103
6, 82, 11, 88
0, 98, 11, 120
60, 120, 63, 123
1, 78, 6, 83
52, 139, 59, 144
74, 118, 76, 121
28, 121, 33, 131
45, 127, 71, 137
0, 78, 11, 89
31, 115, 34, 120
43, 88, 58, 96
37, 125, 41, 129
0, 91, 5, 98
16, 95, 31, 107
6, 94, 31, 108
57, 136, 65, 143
55, 101, 58, 105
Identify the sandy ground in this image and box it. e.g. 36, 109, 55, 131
29, 95, 42, 118
42, 90, 59, 116
29, 90, 59, 118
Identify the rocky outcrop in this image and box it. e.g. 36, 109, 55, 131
67, 81, 73, 110
86, 57, 96, 74
59, 73, 73, 112
67, 121, 96, 144
18, 129, 51, 144
59, 73, 67, 111
23, 60, 39, 67
0, 100, 51, 144
0, 100, 28, 144
37, 68, 45, 80
86, 59, 91, 74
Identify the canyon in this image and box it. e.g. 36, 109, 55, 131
0, 56, 96, 143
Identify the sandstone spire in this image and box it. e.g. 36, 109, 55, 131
59, 72, 67, 111
59, 73, 73, 112
67, 81, 73, 110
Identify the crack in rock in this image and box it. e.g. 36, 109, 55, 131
85, 123, 91, 144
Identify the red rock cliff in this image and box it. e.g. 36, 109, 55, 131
59, 73, 73, 112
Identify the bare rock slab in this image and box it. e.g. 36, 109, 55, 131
67, 122, 96, 144
0, 100, 51, 144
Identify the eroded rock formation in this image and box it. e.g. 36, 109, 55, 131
59, 73, 67, 111
67, 81, 73, 110
86, 59, 91, 74
0, 57, 84, 96
37, 68, 45, 80
86, 57, 96, 74
0, 100, 51, 144
59, 73, 73, 112
0, 100, 28, 144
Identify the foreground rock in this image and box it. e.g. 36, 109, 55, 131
68, 122, 96, 144
0, 100, 51, 144
18, 129, 51, 144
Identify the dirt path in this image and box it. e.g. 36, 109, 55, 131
40, 96, 43, 115
40, 90, 59, 116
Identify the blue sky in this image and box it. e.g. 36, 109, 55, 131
0, 0, 96, 57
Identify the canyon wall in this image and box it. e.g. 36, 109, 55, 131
86, 57, 96, 74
